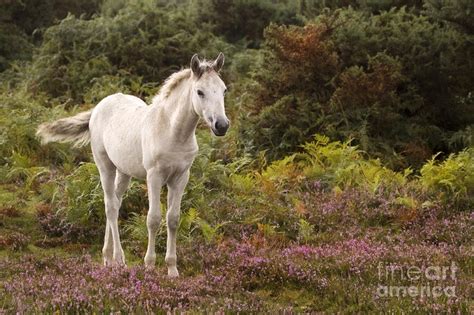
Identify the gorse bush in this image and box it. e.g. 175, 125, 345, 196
423, 0, 474, 34
27, 1, 231, 103
0, 23, 33, 71
193, 0, 302, 47
0, 0, 101, 71
239, 6, 474, 167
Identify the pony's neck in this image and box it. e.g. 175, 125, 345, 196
153, 75, 199, 146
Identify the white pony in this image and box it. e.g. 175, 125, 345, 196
37, 53, 229, 277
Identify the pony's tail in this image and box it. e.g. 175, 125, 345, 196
36, 110, 92, 148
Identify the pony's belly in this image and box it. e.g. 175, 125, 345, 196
106, 143, 147, 179
102, 123, 147, 179
114, 159, 147, 180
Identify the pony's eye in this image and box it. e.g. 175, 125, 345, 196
224, 88, 227, 95
197, 89, 204, 97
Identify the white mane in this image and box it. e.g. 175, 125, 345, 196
151, 68, 192, 105
152, 59, 216, 106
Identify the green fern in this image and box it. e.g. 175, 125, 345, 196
420, 148, 474, 199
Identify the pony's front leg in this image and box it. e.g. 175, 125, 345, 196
166, 169, 190, 277
144, 168, 163, 267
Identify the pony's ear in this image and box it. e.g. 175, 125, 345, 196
212, 52, 225, 72
190, 54, 202, 77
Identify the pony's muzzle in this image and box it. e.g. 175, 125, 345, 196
212, 118, 229, 136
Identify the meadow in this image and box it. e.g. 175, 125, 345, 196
1, 0, 473, 313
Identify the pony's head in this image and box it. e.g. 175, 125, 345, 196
190, 53, 229, 137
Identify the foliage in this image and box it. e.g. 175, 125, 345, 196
0, 23, 33, 71
61, 163, 104, 227
299, 135, 410, 192
193, 0, 302, 47
2, 1, 471, 167
0, 89, 62, 165
423, 0, 474, 33
0, 0, 101, 36
239, 7, 474, 167
0, 0, 101, 71
26, 1, 231, 103
5, 152, 50, 194
419, 148, 474, 198
27, 134, 473, 246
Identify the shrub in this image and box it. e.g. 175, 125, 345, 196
0, 206, 20, 218
423, 0, 474, 34
239, 7, 474, 167
0, 23, 33, 71
36, 202, 75, 240
27, 1, 232, 103
193, 0, 301, 47
0, 232, 30, 251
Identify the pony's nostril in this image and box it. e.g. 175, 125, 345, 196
215, 119, 229, 134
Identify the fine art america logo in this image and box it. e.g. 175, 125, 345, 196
376, 262, 458, 298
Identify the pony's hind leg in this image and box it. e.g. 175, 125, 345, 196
102, 221, 113, 265
115, 170, 131, 207
93, 150, 126, 265
102, 171, 131, 265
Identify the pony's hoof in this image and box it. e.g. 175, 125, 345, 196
144, 254, 156, 268
103, 258, 113, 266
168, 267, 179, 278
113, 253, 126, 266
